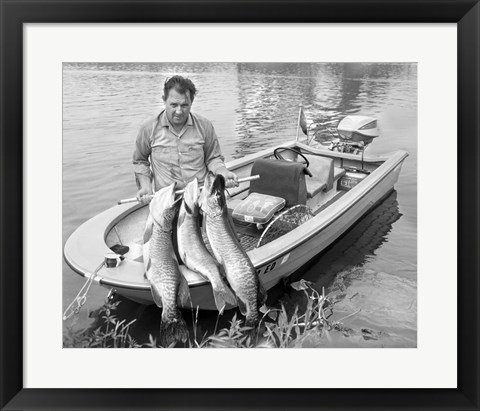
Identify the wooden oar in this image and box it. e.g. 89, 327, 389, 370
118, 174, 260, 205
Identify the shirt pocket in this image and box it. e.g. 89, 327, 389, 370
151, 145, 178, 168
183, 141, 205, 171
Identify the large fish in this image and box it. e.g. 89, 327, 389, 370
200, 172, 267, 330
143, 183, 189, 346
177, 178, 236, 313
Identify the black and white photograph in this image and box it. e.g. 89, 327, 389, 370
4, 0, 480, 407
62, 62, 417, 348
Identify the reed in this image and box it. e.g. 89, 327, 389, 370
63, 300, 141, 348
63, 279, 344, 348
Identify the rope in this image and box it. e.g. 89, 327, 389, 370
295, 104, 302, 142
114, 226, 123, 245
63, 261, 105, 321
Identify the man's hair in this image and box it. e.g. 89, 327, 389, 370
163, 75, 197, 101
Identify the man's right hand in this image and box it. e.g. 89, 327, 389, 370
136, 187, 153, 204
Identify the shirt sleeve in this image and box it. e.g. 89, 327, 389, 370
132, 124, 153, 184
204, 123, 226, 174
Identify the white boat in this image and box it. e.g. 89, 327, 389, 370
64, 115, 408, 310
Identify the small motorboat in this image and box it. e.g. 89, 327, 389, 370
64, 114, 408, 310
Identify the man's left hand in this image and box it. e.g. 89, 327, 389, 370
217, 168, 239, 189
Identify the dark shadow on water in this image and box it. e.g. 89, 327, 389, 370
290, 189, 401, 289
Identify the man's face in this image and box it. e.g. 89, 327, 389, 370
163, 88, 192, 128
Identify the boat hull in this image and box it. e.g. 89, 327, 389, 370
64, 140, 408, 310
250, 161, 403, 289
105, 187, 398, 309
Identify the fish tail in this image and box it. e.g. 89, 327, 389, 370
257, 280, 268, 306
159, 314, 189, 347
245, 312, 259, 329
212, 283, 237, 314
244, 315, 260, 341
177, 273, 191, 307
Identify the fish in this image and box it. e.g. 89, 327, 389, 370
177, 178, 236, 314
200, 172, 267, 331
143, 183, 190, 346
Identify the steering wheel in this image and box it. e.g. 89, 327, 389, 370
273, 147, 310, 168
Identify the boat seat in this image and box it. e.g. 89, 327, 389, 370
232, 192, 286, 225
231, 157, 310, 226
249, 158, 309, 206
305, 155, 345, 198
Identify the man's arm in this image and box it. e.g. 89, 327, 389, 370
133, 125, 154, 203
203, 124, 238, 188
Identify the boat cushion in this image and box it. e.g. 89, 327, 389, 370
249, 158, 309, 206
305, 155, 335, 198
232, 192, 286, 225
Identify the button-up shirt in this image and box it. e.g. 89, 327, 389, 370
133, 110, 226, 191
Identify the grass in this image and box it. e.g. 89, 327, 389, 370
63, 300, 141, 348
63, 279, 352, 348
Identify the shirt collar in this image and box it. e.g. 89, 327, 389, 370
159, 110, 193, 129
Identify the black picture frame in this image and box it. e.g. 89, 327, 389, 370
1, 1, 478, 410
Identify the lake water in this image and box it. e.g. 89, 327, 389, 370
63, 62, 417, 347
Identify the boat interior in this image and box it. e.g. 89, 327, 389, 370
106, 142, 384, 262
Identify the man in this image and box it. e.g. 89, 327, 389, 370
133, 75, 238, 203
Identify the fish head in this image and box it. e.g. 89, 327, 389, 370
200, 172, 226, 216
149, 183, 182, 230
183, 178, 200, 216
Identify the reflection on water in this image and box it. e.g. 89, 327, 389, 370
63, 62, 417, 347
293, 190, 402, 286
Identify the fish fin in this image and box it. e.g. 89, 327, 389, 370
171, 213, 183, 264
236, 296, 247, 316
142, 238, 150, 267
257, 280, 268, 306
216, 263, 228, 279
178, 251, 186, 266
145, 256, 152, 274
201, 212, 207, 237
159, 315, 189, 346
183, 178, 198, 213
226, 210, 239, 241
150, 286, 163, 308
177, 206, 186, 228
212, 283, 237, 314
149, 196, 163, 227
177, 273, 191, 307
143, 216, 154, 244
193, 269, 209, 282
184, 199, 194, 216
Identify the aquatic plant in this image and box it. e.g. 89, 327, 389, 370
63, 300, 140, 348
62, 279, 367, 348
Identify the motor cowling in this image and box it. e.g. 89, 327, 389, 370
337, 115, 379, 145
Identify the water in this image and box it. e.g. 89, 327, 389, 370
63, 62, 417, 347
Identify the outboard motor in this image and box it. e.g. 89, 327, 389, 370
332, 115, 379, 154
